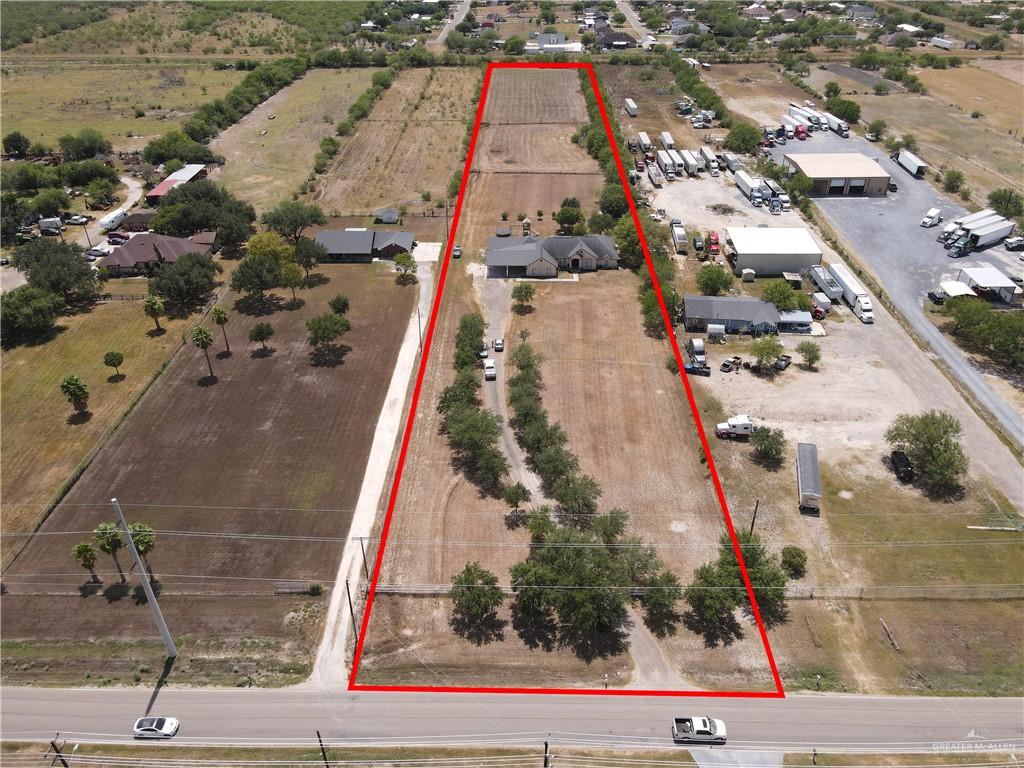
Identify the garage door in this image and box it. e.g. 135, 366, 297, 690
828, 178, 846, 195
848, 178, 867, 196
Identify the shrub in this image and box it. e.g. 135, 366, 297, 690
780, 546, 807, 579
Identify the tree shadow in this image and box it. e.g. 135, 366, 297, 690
511, 603, 557, 652
146, 327, 167, 338
198, 374, 219, 387
132, 580, 162, 606
512, 304, 535, 316
106, 373, 127, 383
750, 451, 784, 472
4, 324, 66, 349
642, 604, 684, 639
557, 618, 631, 663
284, 297, 306, 311
450, 611, 507, 645
310, 343, 351, 368
251, 346, 275, 359
682, 608, 744, 648
77, 582, 103, 598
303, 272, 329, 288
67, 410, 93, 426
215, 350, 233, 360
102, 582, 131, 603
396, 273, 418, 286
505, 509, 528, 530
234, 294, 284, 317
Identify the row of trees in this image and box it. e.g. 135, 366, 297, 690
71, 522, 157, 585
943, 296, 1024, 376
3, 127, 110, 162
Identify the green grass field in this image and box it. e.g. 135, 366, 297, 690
1, 296, 190, 546
0, 63, 244, 149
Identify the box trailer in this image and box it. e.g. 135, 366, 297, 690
822, 112, 849, 137
660, 131, 675, 150
763, 179, 791, 210
647, 164, 665, 187
671, 222, 688, 254
970, 219, 1015, 249
735, 170, 765, 204
962, 214, 1006, 233
896, 148, 928, 178
828, 261, 874, 323
809, 265, 842, 300
99, 208, 128, 231
698, 146, 720, 175
624, 98, 638, 117
796, 442, 822, 514
931, 36, 955, 49
788, 104, 821, 130
678, 150, 700, 176
953, 208, 996, 226
667, 149, 687, 177
637, 132, 652, 152
721, 152, 742, 172
656, 150, 676, 178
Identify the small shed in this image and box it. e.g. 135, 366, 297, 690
796, 442, 822, 514
741, 268, 756, 282
373, 207, 400, 224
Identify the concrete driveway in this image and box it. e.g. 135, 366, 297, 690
770, 131, 1024, 450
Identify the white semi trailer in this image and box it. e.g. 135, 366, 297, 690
667, 149, 687, 178
828, 261, 874, 323
822, 112, 849, 137
953, 208, 996, 226
660, 131, 675, 150
788, 104, 821, 130
656, 150, 676, 178
624, 98, 638, 117
678, 150, 700, 176
699, 146, 719, 175
896, 148, 928, 178
969, 219, 1015, 249
670, 221, 688, 253
809, 265, 842, 300
735, 170, 765, 204
637, 132, 652, 152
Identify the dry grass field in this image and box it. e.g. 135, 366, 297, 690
1, 299, 191, 550
312, 68, 480, 215
209, 68, 378, 213
703, 63, 811, 127
2, 262, 415, 684
0, 63, 244, 150
482, 69, 588, 124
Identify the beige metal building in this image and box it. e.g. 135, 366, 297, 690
783, 153, 891, 196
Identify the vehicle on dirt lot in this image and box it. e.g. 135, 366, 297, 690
927, 290, 945, 305
890, 450, 914, 482
1004, 236, 1024, 250
671, 716, 727, 744
133, 717, 179, 739
683, 363, 711, 377
493, 338, 504, 352
478, 346, 488, 359
774, 354, 792, 370
719, 355, 741, 372
692, 235, 704, 252
707, 231, 720, 255
769, 199, 783, 215
483, 359, 496, 381
865, 132, 878, 142
715, 415, 757, 440
452, 245, 462, 259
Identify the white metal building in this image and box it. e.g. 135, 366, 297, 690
957, 266, 1022, 305
726, 227, 823, 275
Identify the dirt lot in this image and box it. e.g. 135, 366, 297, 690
482, 69, 588, 125
473, 124, 596, 174
209, 68, 377, 213
2, 262, 415, 683
648, 167, 1023, 693
802, 64, 1024, 200
312, 68, 480, 215
975, 58, 1024, 86
1, 298, 191, 550
704, 63, 810, 128
0, 62, 244, 150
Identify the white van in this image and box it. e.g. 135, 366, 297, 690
687, 338, 707, 366
483, 359, 496, 381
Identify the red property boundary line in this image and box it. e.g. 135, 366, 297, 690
349, 61, 785, 699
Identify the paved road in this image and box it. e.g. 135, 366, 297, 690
2, 687, 1022, 750
431, 0, 472, 47
771, 132, 1024, 453
614, 0, 651, 43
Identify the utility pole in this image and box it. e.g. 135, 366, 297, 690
46, 735, 70, 768
317, 730, 330, 768
80, 223, 93, 248
748, 499, 759, 537
543, 737, 550, 768
358, 537, 369, 580
345, 578, 356, 626
112, 498, 176, 659
444, 198, 450, 240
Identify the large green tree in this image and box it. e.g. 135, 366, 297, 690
725, 122, 762, 154
988, 188, 1024, 219
3, 130, 31, 157
261, 201, 326, 244
293, 236, 326, 279
230, 252, 282, 302
0, 285, 63, 344
696, 263, 734, 296
148, 252, 221, 309
885, 410, 969, 497
306, 312, 350, 350
449, 561, 506, 642
13, 238, 99, 304
58, 128, 112, 161
751, 426, 786, 469
60, 374, 89, 414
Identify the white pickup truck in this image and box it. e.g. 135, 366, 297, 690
671, 716, 727, 744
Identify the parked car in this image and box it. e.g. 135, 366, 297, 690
865, 132, 878, 142
888, 180, 898, 192
707, 231, 720, 256
452, 245, 462, 259
692, 235, 704, 252
683, 363, 711, 377
133, 717, 179, 739
106, 231, 129, 245
774, 354, 792, 371
39, 227, 62, 237
483, 359, 496, 381
478, 345, 488, 359
927, 290, 945, 305
890, 450, 914, 482
0, 257, 9, 266
719, 355, 741, 372
493, 338, 504, 352
1004, 236, 1024, 251
769, 199, 783, 215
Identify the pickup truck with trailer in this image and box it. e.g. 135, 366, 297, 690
895, 148, 928, 178
809, 265, 842, 300
671, 716, 727, 744
828, 261, 874, 323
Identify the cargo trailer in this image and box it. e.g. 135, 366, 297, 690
735, 170, 764, 204
828, 261, 874, 323
809, 265, 842, 300
721, 152, 742, 172
624, 98, 638, 117
647, 164, 665, 187
660, 131, 675, 150
969, 219, 1015, 249
953, 208, 995, 226
667, 149, 687, 178
656, 150, 677, 177
796, 442, 822, 514
678, 150, 700, 176
822, 112, 849, 137
637, 132, 652, 152
896, 148, 928, 178
698, 146, 720, 174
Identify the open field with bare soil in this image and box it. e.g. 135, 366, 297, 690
0, 63, 244, 150
1, 299, 192, 550
704, 63, 810, 128
473, 124, 596, 175
312, 68, 480, 216
482, 69, 588, 125
2, 262, 415, 683
209, 68, 378, 213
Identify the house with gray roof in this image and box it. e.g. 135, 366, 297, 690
486, 234, 618, 278
315, 229, 415, 262
101, 233, 213, 275
846, 4, 876, 21
683, 295, 780, 335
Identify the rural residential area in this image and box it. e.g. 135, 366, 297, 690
0, 0, 1021, 763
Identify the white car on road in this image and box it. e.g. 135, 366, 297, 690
133, 716, 180, 739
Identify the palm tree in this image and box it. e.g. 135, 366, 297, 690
129, 523, 156, 580
72, 542, 101, 584
191, 326, 215, 378
143, 296, 165, 332
94, 522, 126, 583
211, 306, 230, 353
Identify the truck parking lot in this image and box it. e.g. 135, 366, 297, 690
769, 130, 1024, 449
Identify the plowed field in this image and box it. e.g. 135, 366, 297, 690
482, 69, 588, 125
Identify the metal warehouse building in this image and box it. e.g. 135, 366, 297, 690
726, 227, 823, 276
783, 153, 891, 197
